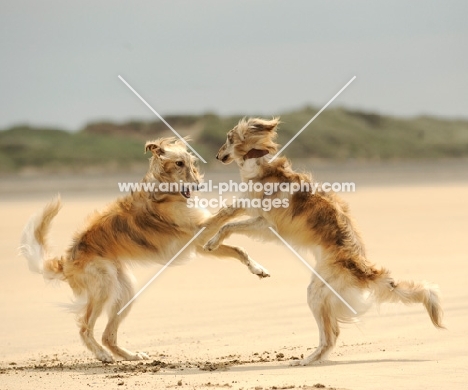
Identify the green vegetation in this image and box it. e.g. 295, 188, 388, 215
1, 107, 468, 173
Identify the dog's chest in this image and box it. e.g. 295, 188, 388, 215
240, 159, 262, 180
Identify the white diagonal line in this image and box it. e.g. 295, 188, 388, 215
118, 75, 207, 163
269, 76, 356, 163
118, 227, 206, 315
268, 227, 357, 314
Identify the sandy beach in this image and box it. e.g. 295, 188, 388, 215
1, 162, 467, 390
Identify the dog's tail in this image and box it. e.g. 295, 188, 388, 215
372, 270, 444, 329
20, 196, 65, 281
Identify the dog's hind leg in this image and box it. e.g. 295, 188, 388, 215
372, 271, 444, 329
102, 269, 149, 361
78, 297, 113, 363
76, 260, 121, 363
292, 277, 340, 366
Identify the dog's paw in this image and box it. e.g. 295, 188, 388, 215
289, 359, 302, 366
249, 262, 270, 278
132, 351, 149, 360
138, 351, 150, 360
290, 355, 322, 366
203, 237, 220, 252
223, 204, 240, 215
290, 358, 313, 367
122, 351, 150, 361
97, 350, 114, 363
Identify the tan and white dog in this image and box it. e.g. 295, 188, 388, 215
205, 118, 444, 365
20, 137, 269, 363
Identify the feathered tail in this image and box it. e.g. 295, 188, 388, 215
20, 196, 65, 280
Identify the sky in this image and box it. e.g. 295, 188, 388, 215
1, 0, 467, 131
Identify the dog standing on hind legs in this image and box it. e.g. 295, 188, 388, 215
205, 117, 444, 365
20, 137, 269, 363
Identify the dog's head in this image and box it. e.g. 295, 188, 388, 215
144, 137, 202, 199
216, 117, 280, 164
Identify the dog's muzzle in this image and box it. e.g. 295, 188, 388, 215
216, 154, 229, 163
180, 183, 199, 199
180, 185, 191, 199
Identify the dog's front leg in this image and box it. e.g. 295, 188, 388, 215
198, 205, 247, 238
196, 244, 269, 278
203, 216, 268, 251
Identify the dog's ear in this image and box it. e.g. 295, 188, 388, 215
249, 117, 280, 132
145, 141, 164, 156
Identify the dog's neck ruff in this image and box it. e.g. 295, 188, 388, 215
243, 149, 269, 161
239, 155, 269, 181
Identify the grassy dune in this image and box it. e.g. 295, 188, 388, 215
1, 107, 468, 173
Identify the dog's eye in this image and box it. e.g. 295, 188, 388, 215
175, 161, 184, 167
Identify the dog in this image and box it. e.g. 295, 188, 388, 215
204, 117, 444, 365
20, 137, 269, 363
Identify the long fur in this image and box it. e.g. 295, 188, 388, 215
206, 117, 444, 365
20, 196, 62, 275
20, 137, 269, 363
